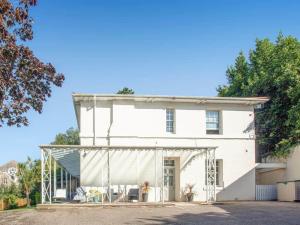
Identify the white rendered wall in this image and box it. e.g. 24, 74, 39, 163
79, 100, 256, 201
286, 145, 300, 181
80, 101, 255, 142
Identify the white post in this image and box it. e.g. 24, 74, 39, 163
61, 167, 63, 189
41, 149, 44, 204
107, 148, 111, 203
69, 173, 72, 200
155, 149, 157, 202
101, 169, 104, 204
136, 150, 139, 186
137, 150, 140, 201
49, 150, 52, 204
54, 160, 57, 197
206, 150, 208, 203
213, 148, 216, 202
65, 170, 68, 198
161, 148, 164, 204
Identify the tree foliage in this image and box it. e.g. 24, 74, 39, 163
117, 87, 135, 94
0, 0, 64, 127
51, 127, 80, 145
17, 157, 40, 207
217, 34, 300, 157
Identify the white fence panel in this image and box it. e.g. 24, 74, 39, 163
256, 185, 277, 201
296, 181, 300, 201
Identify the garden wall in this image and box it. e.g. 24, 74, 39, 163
0, 198, 27, 210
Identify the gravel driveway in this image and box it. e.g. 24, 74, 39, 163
0, 201, 299, 225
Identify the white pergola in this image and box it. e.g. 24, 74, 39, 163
40, 145, 217, 204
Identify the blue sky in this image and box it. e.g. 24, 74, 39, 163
1, 0, 300, 164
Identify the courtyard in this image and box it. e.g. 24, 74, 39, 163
0, 201, 300, 225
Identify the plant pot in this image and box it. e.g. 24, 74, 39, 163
142, 193, 148, 202
186, 193, 194, 202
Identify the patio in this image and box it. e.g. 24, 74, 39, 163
1, 201, 300, 225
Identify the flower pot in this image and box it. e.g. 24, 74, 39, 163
186, 193, 194, 202
142, 193, 148, 202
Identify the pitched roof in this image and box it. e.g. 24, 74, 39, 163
0, 160, 18, 172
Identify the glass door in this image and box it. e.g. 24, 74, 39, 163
164, 159, 175, 201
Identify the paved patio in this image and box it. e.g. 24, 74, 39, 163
0, 201, 300, 225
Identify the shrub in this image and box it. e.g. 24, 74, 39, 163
5, 194, 18, 209
29, 191, 41, 205
0, 184, 22, 209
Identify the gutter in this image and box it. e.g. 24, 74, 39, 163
72, 94, 269, 105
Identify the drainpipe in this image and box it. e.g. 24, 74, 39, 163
107, 101, 113, 146
107, 101, 113, 203
93, 95, 96, 145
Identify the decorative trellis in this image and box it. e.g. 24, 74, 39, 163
206, 148, 216, 203
41, 148, 52, 204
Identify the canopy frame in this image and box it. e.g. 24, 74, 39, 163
40, 145, 217, 204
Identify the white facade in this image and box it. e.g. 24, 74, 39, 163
73, 94, 268, 202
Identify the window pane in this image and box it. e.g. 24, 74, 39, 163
166, 109, 175, 133
206, 111, 220, 134
164, 160, 175, 166
206, 111, 219, 119
164, 176, 168, 186
169, 176, 174, 186
207, 123, 218, 129
206, 130, 219, 134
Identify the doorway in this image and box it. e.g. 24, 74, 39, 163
164, 159, 175, 201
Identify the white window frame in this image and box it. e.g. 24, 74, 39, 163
166, 108, 175, 133
206, 110, 221, 134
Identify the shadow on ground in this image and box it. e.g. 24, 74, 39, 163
131, 202, 300, 225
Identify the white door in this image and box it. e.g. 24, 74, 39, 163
164, 160, 175, 201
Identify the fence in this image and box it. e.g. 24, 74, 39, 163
0, 198, 28, 210
256, 185, 277, 201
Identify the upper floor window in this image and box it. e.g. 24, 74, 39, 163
206, 111, 220, 134
166, 109, 175, 133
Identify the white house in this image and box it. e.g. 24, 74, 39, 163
40, 94, 268, 204
0, 160, 18, 187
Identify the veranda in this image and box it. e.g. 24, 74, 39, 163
40, 145, 217, 204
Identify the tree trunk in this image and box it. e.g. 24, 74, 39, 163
26, 192, 30, 207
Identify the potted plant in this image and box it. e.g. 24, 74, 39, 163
184, 184, 195, 202
141, 181, 150, 202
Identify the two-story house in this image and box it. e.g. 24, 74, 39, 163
40, 94, 268, 204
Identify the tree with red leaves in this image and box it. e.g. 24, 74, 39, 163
0, 0, 64, 127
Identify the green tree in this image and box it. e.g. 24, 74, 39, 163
17, 158, 40, 207
0, 0, 64, 127
117, 87, 135, 94
217, 34, 300, 157
51, 127, 80, 145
